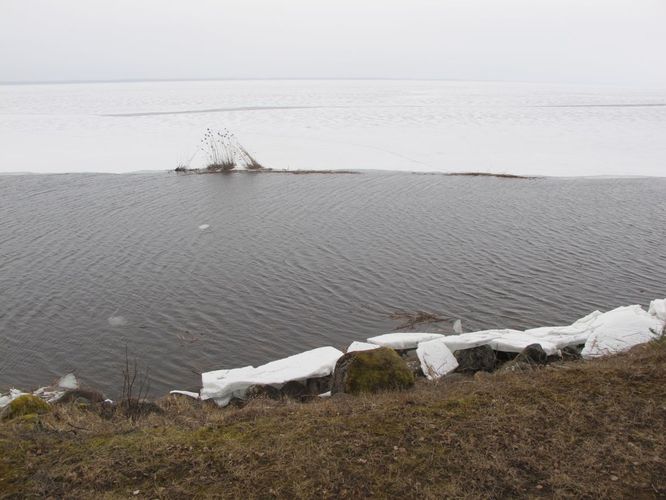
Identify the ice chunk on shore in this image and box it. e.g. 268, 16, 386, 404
347, 341, 380, 353
200, 346, 344, 406
0, 389, 28, 409
648, 298, 666, 322
525, 311, 601, 349
416, 339, 459, 380
366, 332, 444, 350
488, 331, 560, 356
581, 305, 664, 359
438, 330, 509, 352
437, 329, 560, 356
170, 390, 200, 399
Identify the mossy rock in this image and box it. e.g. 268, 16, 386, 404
331, 347, 415, 395
1, 395, 50, 421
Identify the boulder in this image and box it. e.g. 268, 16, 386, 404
515, 344, 548, 365
281, 381, 308, 400
0, 394, 50, 420
497, 344, 548, 373
331, 347, 415, 395
246, 384, 282, 400
454, 345, 496, 373
306, 376, 331, 395
561, 345, 583, 361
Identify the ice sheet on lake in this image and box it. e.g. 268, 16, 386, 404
366, 332, 444, 350
347, 341, 381, 353
581, 305, 665, 359
416, 339, 459, 380
200, 346, 344, 406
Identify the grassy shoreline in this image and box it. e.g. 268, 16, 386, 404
2, 340, 665, 498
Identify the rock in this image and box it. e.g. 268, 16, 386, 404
515, 344, 548, 365
0, 394, 50, 420
561, 345, 583, 361
245, 385, 282, 400
281, 381, 308, 400
306, 376, 331, 395
56, 389, 106, 406
331, 347, 415, 395
454, 345, 496, 373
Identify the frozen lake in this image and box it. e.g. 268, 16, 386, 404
1, 79, 665, 176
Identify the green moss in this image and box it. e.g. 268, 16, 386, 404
345, 348, 415, 394
1, 395, 50, 421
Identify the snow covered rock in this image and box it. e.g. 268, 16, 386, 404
200, 346, 344, 406
581, 305, 664, 359
416, 339, 459, 380
366, 332, 444, 350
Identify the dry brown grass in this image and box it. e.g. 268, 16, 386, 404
1, 340, 665, 499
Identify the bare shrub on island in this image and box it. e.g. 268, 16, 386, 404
199, 128, 265, 172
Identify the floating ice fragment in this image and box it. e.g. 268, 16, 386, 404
453, 319, 463, 334
57, 373, 79, 390
198, 224, 210, 231
416, 339, 459, 380
108, 315, 127, 327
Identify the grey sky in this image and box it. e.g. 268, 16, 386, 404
1, 0, 665, 85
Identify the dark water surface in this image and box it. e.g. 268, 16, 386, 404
1, 171, 665, 396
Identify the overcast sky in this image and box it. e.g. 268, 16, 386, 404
1, 0, 665, 85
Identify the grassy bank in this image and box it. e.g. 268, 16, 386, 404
2, 340, 665, 498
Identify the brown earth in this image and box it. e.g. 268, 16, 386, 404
1, 339, 665, 499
